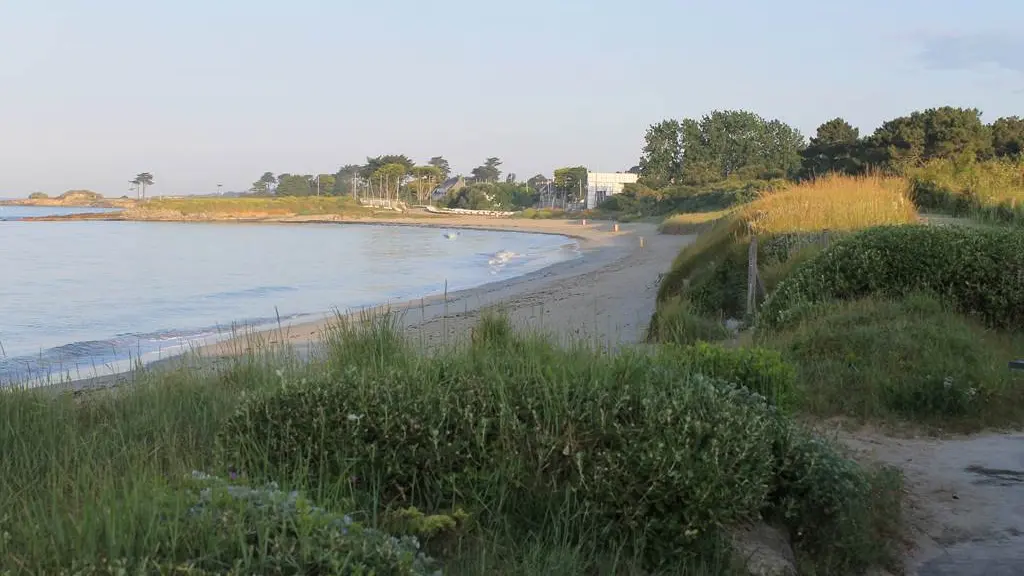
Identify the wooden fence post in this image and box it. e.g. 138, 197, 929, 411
747, 235, 759, 316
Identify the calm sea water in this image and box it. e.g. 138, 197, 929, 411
0, 205, 120, 220
0, 206, 579, 384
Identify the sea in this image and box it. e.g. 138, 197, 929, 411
0, 205, 580, 385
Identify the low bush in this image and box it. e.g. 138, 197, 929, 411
655, 342, 799, 411
28, 191, 49, 200
219, 337, 781, 564
646, 297, 730, 345
770, 428, 903, 573
59, 472, 441, 575
218, 314, 898, 570
761, 225, 1024, 331
760, 295, 1024, 427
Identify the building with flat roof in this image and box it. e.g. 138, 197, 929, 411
585, 172, 638, 209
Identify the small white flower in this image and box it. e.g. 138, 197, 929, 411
347, 414, 362, 422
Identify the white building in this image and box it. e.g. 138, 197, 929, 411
585, 172, 639, 209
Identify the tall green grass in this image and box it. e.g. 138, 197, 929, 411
759, 294, 1024, 430
0, 313, 901, 575
908, 157, 1024, 226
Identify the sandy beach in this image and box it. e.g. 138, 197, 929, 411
63, 217, 695, 391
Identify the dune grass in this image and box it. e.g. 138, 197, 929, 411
742, 173, 919, 235
0, 312, 902, 575
658, 209, 734, 235
134, 196, 369, 217
908, 157, 1024, 226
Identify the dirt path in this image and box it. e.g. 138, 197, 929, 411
841, 429, 1024, 575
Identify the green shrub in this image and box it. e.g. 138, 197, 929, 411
761, 295, 1024, 425
761, 225, 1024, 331
28, 191, 49, 200
655, 342, 799, 410
770, 427, 903, 574
217, 314, 901, 570
46, 472, 441, 576
218, 321, 785, 565
647, 297, 730, 345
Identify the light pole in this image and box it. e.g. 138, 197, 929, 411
312, 174, 321, 196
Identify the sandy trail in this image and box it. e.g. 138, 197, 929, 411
839, 428, 1024, 575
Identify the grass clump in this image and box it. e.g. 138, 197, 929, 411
646, 297, 731, 345
760, 294, 1024, 428
761, 225, 1024, 331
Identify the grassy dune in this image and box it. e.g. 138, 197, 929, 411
650, 172, 1024, 432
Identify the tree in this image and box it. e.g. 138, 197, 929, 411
800, 118, 862, 177
640, 111, 805, 186
505, 173, 517, 184
317, 174, 336, 196
527, 174, 550, 191
276, 174, 313, 196
447, 183, 495, 210
372, 163, 407, 203
471, 157, 502, 183
678, 110, 805, 183
638, 119, 683, 187
332, 164, 363, 196
866, 107, 993, 170
992, 116, 1024, 158
362, 155, 414, 179
132, 172, 154, 200
554, 166, 587, 203
410, 165, 444, 203
428, 156, 451, 179
251, 172, 276, 196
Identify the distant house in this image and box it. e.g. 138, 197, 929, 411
430, 176, 466, 202
585, 172, 638, 209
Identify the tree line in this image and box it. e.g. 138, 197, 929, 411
637, 107, 1024, 188
248, 155, 576, 211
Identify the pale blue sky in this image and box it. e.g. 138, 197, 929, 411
1, 0, 1022, 196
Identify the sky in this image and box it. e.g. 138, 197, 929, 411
1, 0, 1022, 197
